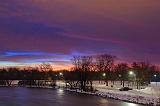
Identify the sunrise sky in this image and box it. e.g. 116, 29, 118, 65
0, 0, 160, 70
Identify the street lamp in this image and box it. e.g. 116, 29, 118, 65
154, 74, 157, 86
129, 71, 136, 88
59, 72, 63, 76
59, 72, 63, 81
102, 73, 106, 77
102, 73, 106, 85
129, 71, 134, 75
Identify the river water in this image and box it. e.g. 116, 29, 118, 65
0, 87, 143, 106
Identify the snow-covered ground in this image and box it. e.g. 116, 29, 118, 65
93, 82, 159, 105
57, 81, 160, 105
56, 80, 66, 87
139, 86, 160, 96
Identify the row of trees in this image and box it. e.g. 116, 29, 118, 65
64, 54, 159, 91
0, 63, 58, 86
0, 54, 159, 90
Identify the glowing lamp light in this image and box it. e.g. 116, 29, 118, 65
129, 71, 134, 75
59, 72, 63, 76
102, 73, 106, 77
154, 74, 157, 77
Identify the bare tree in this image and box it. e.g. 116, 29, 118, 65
38, 63, 54, 86
39, 63, 53, 72
114, 63, 129, 87
96, 54, 116, 86
71, 55, 93, 91
131, 62, 156, 89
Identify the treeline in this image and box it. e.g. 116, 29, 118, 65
0, 64, 60, 86
64, 54, 159, 91
0, 67, 54, 80
0, 54, 159, 90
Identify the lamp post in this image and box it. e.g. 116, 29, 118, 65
59, 72, 63, 76
59, 72, 63, 80
118, 74, 122, 86
102, 73, 106, 85
58, 72, 64, 87
102, 73, 106, 77
129, 71, 136, 81
129, 71, 134, 76
129, 71, 136, 88
154, 74, 157, 86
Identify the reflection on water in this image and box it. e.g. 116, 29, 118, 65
58, 89, 64, 94
121, 103, 139, 106
57, 89, 64, 97
0, 87, 143, 106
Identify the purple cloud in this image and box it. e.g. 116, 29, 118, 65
0, 0, 160, 68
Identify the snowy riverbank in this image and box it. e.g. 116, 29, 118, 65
21, 84, 160, 106
61, 81, 160, 106
65, 88, 160, 106
7, 80, 159, 105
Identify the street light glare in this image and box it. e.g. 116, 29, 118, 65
119, 74, 122, 78
129, 71, 134, 75
102, 73, 106, 77
59, 72, 63, 76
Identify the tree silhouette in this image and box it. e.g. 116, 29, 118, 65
96, 54, 116, 86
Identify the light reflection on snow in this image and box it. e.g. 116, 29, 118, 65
125, 103, 137, 106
